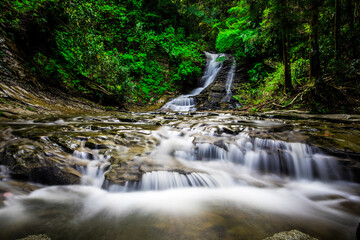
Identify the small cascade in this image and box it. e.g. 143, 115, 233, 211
104, 127, 349, 193
248, 138, 342, 180
162, 52, 224, 111
195, 143, 228, 161
66, 122, 347, 192
183, 137, 344, 181
79, 157, 110, 188
222, 58, 236, 102
162, 126, 346, 182
110, 171, 234, 191
73, 150, 94, 160
163, 96, 197, 112
72, 145, 110, 188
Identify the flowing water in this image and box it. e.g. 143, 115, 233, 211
222, 58, 236, 102
0, 53, 359, 240
0, 112, 360, 240
161, 52, 224, 111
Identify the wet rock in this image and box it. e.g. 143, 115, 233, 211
88, 125, 112, 131
0, 142, 81, 185
118, 117, 137, 123
16, 234, 51, 240
48, 135, 80, 153
105, 161, 143, 185
73, 136, 88, 141
219, 127, 236, 135
263, 230, 318, 240
258, 111, 360, 124
84, 138, 112, 149
72, 149, 95, 160
0, 180, 42, 194
213, 140, 228, 151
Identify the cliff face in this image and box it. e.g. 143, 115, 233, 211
0, 34, 104, 119
196, 54, 244, 110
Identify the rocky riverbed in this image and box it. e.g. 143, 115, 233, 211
0, 111, 359, 239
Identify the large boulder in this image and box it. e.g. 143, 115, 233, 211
0, 140, 81, 185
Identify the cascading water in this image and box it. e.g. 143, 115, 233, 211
75, 151, 110, 188
222, 58, 236, 102
125, 171, 233, 191
161, 52, 224, 111
0, 101, 359, 239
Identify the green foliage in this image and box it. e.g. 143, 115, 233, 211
248, 63, 268, 82
2, 0, 204, 106
104, 106, 116, 111
216, 56, 226, 63
262, 63, 284, 96
251, 107, 258, 113
215, 1, 260, 60
313, 102, 330, 114
291, 58, 309, 86
25, 106, 34, 111
215, 0, 359, 112
3, 0, 359, 111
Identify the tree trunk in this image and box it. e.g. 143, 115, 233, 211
281, 0, 292, 93
282, 30, 292, 93
309, 0, 321, 82
347, 0, 356, 59
334, 0, 340, 59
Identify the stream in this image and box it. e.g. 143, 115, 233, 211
0, 53, 359, 240
0, 112, 359, 240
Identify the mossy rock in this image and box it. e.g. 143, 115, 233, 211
16, 234, 51, 240
263, 230, 318, 240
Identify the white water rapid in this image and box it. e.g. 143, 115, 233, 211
161, 52, 224, 111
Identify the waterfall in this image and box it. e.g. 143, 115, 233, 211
222, 58, 236, 102
161, 52, 224, 111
